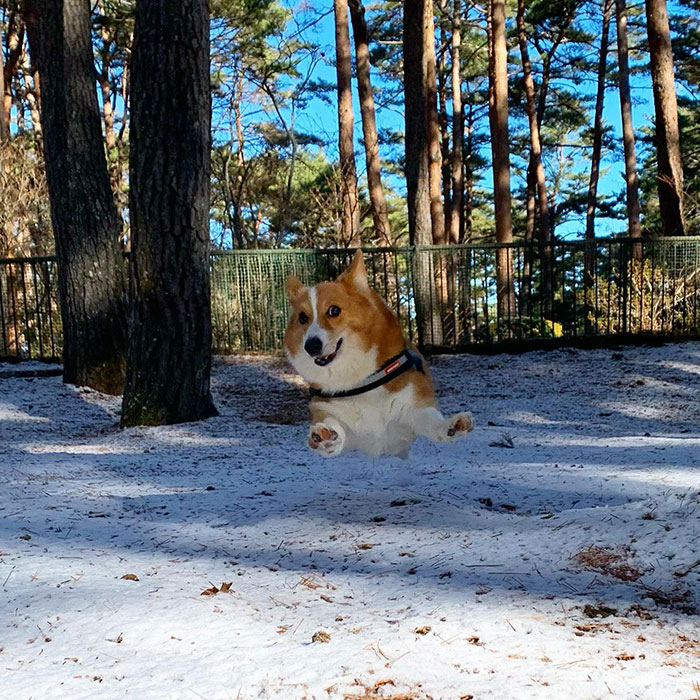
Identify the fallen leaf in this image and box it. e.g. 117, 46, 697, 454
583, 603, 617, 618
121, 573, 139, 581
201, 585, 219, 596
358, 543, 374, 550
220, 582, 232, 593
414, 626, 431, 635
312, 630, 330, 643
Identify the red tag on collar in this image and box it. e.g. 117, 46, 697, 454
384, 359, 401, 374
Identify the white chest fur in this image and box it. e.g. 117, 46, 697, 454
314, 384, 417, 457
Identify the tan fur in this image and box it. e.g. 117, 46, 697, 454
284, 251, 472, 457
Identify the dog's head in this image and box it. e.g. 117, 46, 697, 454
284, 251, 389, 390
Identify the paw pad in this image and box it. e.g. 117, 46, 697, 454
308, 423, 344, 457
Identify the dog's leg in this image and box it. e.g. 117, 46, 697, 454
406, 407, 473, 443
308, 417, 346, 457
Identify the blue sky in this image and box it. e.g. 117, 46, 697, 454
286, 3, 662, 240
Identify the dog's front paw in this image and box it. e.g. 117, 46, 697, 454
447, 411, 473, 437
435, 412, 473, 442
308, 422, 345, 457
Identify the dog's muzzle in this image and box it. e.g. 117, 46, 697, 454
313, 338, 343, 366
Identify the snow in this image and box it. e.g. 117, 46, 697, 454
1, 342, 699, 699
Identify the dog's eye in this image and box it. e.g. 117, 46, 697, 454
299, 311, 309, 324
328, 305, 341, 318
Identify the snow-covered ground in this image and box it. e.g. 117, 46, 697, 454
1, 343, 699, 700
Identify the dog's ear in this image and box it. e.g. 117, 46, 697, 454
339, 249, 369, 291
286, 275, 304, 301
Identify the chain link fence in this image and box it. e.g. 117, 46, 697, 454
2, 237, 700, 361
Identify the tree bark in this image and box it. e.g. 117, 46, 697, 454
3, 14, 24, 137
586, 0, 613, 240
585, 0, 613, 332
448, 0, 462, 245
645, 0, 685, 235
463, 101, 474, 242
24, 0, 127, 394
488, 0, 514, 323
21, 41, 43, 149
348, 0, 392, 245
438, 22, 451, 234
615, 0, 642, 240
525, 7, 574, 243
403, 0, 441, 346
403, 0, 432, 246
0, 33, 6, 141
516, 0, 551, 242
122, 0, 217, 425
425, 0, 446, 244
333, 0, 361, 247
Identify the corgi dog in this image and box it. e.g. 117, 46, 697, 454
284, 251, 473, 458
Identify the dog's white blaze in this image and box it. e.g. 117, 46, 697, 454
304, 286, 330, 352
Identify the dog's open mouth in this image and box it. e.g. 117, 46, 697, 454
314, 338, 343, 366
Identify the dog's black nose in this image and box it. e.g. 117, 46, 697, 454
304, 336, 323, 357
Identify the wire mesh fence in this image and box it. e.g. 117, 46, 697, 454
2, 237, 699, 361
0, 256, 61, 361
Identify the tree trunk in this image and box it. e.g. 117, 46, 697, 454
584, 0, 613, 332
3, 14, 24, 136
586, 0, 613, 240
0, 34, 6, 141
438, 24, 451, 234
333, 0, 361, 247
615, 0, 642, 240
348, 0, 392, 245
403, 0, 441, 347
122, 0, 217, 425
21, 42, 43, 149
403, 0, 432, 246
448, 0, 462, 245
24, 0, 126, 394
516, 0, 551, 242
646, 0, 685, 235
425, 0, 445, 245
463, 100, 474, 242
488, 0, 514, 324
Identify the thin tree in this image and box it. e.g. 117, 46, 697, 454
584, 0, 613, 332
349, 0, 392, 245
615, 0, 642, 240
447, 0, 462, 245
23, 0, 127, 394
0, 31, 6, 141
586, 0, 613, 240
646, 0, 685, 235
121, 0, 217, 425
3, 13, 24, 136
488, 0, 515, 323
333, 0, 361, 247
523, 5, 576, 244
516, 0, 551, 243
425, 0, 446, 244
403, 0, 442, 346
404, 0, 432, 246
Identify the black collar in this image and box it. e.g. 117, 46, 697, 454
309, 348, 424, 399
